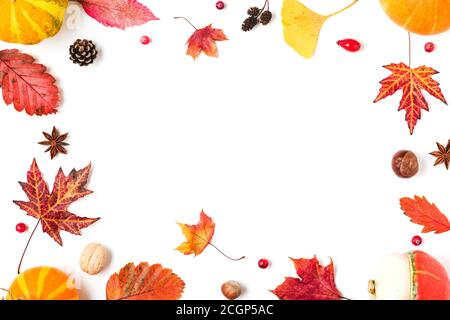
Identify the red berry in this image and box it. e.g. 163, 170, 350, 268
258, 258, 269, 269
424, 42, 435, 52
412, 235, 422, 246
216, 1, 225, 10
16, 223, 28, 233
337, 39, 361, 52
140, 36, 151, 45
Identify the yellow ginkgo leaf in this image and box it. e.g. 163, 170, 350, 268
282, 0, 359, 59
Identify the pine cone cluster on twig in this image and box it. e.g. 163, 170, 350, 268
242, 0, 273, 32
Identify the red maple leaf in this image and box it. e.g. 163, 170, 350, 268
13, 159, 99, 245
186, 24, 228, 59
77, 0, 158, 29
271, 256, 343, 300
400, 196, 450, 234
374, 63, 447, 134
0, 49, 59, 116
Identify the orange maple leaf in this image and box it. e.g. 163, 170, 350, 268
106, 262, 185, 300
186, 24, 228, 59
176, 210, 215, 256
400, 196, 450, 234
374, 63, 447, 134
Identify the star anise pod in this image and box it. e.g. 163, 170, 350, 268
430, 140, 450, 170
38, 126, 69, 160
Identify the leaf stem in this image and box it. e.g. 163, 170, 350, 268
408, 32, 412, 67
0, 287, 17, 300
17, 219, 40, 274
174, 17, 197, 30
207, 241, 246, 261
193, 232, 245, 261
328, 0, 359, 17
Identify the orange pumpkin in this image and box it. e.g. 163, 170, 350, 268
370, 251, 450, 300
379, 0, 450, 35
7, 266, 79, 300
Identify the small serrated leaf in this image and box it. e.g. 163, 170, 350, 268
78, 0, 159, 29
0, 49, 60, 116
400, 196, 450, 234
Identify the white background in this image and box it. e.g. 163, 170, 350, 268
0, 0, 449, 300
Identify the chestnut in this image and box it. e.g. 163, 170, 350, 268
392, 150, 419, 178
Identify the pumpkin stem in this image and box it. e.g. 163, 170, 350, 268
328, 0, 359, 17
17, 219, 41, 274
368, 279, 376, 295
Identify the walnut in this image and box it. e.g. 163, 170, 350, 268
79, 243, 108, 275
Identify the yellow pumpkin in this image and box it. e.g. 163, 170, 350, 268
0, 0, 68, 44
7, 266, 79, 300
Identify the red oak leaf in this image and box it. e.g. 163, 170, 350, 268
374, 63, 447, 134
271, 256, 343, 300
0, 49, 59, 116
13, 159, 99, 245
400, 196, 450, 234
77, 0, 159, 29
186, 24, 228, 59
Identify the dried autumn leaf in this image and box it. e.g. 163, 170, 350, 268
0, 49, 59, 116
374, 63, 447, 134
77, 0, 159, 29
13, 159, 99, 245
186, 24, 228, 59
282, 0, 328, 58
282, 0, 358, 58
400, 196, 450, 234
271, 256, 343, 300
106, 262, 185, 300
176, 210, 215, 256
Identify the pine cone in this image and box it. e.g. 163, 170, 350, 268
259, 11, 272, 25
242, 16, 258, 32
247, 7, 260, 17
69, 39, 98, 66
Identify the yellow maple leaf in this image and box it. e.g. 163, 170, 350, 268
176, 210, 215, 256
